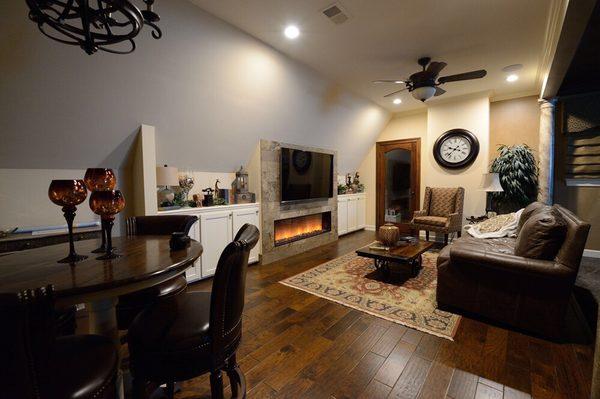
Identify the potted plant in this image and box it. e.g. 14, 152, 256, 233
490, 144, 539, 213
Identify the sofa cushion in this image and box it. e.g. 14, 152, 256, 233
517, 201, 548, 235
514, 208, 567, 260
429, 188, 457, 217
414, 215, 447, 227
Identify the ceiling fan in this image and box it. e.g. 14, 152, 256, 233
373, 57, 487, 102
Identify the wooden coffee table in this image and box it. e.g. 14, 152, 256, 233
356, 240, 434, 279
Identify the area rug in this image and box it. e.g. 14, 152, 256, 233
280, 249, 461, 340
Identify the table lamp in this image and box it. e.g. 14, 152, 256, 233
481, 173, 503, 215
156, 165, 179, 206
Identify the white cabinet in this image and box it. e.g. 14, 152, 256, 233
338, 193, 366, 236
347, 197, 358, 231
184, 220, 202, 281
338, 196, 348, 235
200, 210, 233, 278
157, 203, 261, 282
232, 208, 260, 264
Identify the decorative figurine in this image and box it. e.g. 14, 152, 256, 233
202, 187, 214, 207
178, 172, 194, 204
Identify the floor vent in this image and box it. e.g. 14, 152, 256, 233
322, 4, 349, 25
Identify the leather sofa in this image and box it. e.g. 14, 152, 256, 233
436, 203, 590, 339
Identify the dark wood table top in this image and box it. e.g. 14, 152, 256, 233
356, 240, 434, 262
0, 236, 203, 305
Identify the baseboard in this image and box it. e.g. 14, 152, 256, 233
365, 225, 376, 231
583, 249, 600, 258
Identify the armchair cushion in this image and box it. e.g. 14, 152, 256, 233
413, 215, 447, 227
429, 188, 458, 217
514, 208, 567, 260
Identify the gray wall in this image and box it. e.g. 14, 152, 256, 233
0, 0, 389, 173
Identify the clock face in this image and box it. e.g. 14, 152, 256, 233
440, 136, 471, 164
433, 129, 479, 169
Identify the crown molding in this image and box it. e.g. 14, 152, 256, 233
538, 0, 570, 96
490, 89, 540, 103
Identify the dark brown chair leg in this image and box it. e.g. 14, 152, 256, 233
165, 381, 175, 399
210, 369, 225, 399
444, 234, 448, 245
226, 354, 247, 399
457, 231, 462, 238
425, 231, 429, 241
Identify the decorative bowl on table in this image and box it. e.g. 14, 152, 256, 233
378, 223, 400, 248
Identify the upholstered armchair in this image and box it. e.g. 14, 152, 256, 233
410, 187, 465, 244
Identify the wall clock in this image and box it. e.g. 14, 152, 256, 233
433, 129, 479, 169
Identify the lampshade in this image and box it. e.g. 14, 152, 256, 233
411, 86, 436, 102
481, 173, 504, 192
156, 165, 179, 186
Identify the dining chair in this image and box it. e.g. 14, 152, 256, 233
127, 223, 260, 399
0, 285, 118, 399
116, 215, 198, 330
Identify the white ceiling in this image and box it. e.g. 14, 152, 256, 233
191, 0, 553, 112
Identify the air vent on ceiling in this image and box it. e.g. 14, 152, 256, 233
322, 4, 349, 25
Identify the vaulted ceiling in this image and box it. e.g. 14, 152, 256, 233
192, 0, 554, 112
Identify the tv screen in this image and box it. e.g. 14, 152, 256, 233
281, 148, 333, 202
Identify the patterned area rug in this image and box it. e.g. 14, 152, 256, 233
280, 249, 461, 340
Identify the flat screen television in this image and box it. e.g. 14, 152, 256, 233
281, 147, 333, 202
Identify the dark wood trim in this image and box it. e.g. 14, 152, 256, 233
376, 138, 421, 233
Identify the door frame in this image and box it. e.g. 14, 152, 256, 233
376, 138, 421, 232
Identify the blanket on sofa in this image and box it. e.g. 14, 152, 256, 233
465, 209, 523, 239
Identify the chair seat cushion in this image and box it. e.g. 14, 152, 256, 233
414, 216, 447, 227
128, 291, 213, 381
51, 335, 118, 399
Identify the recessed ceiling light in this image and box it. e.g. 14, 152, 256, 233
506, 74, 519, 82
284, 25, 300, 39
393, 98, 402, 105
394, 80, 403, 84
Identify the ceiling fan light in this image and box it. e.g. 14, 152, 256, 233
411, 86, 436, 102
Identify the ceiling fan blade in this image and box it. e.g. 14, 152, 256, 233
372, 79, 405, 84
438, 70, 487, 84
426, 61, 447, 76
383, 87, 408, 97
434, 87, 446, 96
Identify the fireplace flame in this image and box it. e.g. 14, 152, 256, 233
275, 214, 324, 244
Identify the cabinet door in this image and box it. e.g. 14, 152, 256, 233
347, 198, 358, 232
357, 196, 366, 229
232, 207, 260, 264
200, 210, 233, 278
185, 220, 202, 282
338, 198, 348, 235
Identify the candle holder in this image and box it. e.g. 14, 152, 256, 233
89, 190, 126, 260
48, 180, 88, 264
84, 168, 116, 253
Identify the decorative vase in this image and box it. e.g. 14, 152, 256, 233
89, 190, 126, 260
378, 223, 400, 248
84, 168, 117, 253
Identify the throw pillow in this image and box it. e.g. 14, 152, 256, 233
514, 208, 567, 260
517, 201, 548, 234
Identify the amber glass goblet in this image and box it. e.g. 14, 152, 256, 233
84, 168, 117, 253
48, 179, 88, 264
89, 190, 126, 260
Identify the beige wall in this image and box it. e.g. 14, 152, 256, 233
489, 96, 540, 160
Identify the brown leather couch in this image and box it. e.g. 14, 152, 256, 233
436, 203, 590, 339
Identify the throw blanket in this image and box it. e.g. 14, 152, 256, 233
465, 209, 523, 238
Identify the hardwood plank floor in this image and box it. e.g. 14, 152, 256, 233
153, 230, 593, 398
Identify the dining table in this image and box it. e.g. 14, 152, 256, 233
0, 235, 203, 398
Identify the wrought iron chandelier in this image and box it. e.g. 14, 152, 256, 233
25, 0, 162, 55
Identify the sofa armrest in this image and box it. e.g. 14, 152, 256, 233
449, 247, 574, 280
413, 210, 427, 218
446, 212, 461, 230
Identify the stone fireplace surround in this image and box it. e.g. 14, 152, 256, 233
260, 140, 338, 264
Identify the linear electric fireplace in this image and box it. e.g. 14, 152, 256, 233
274, 211, 332, 247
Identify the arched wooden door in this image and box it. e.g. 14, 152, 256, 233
376, 138, 421, 233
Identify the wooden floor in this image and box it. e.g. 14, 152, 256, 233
176, 231, 593, 398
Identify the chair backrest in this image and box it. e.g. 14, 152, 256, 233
126, 215, 198, 236
424, 187, 464, 217
553, 204, 591, 272
0, 286, 56, 399
209, 223, 259, 359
